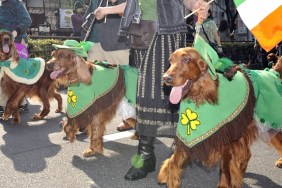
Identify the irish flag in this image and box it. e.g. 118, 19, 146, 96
234, 0, 282, 52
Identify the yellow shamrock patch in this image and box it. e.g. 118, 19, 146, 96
67, 89, 77, 108
180, 108, 201, 135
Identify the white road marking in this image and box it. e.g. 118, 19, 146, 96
103, 130, 135, 142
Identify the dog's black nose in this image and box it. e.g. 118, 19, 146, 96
4, 37, 9, 45
163, 74, 173, 83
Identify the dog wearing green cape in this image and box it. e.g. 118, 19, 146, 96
48, 40, 137, 157
0, 30, 63, 124
157, 34, 282, 188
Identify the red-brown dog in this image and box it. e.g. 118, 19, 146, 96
48, 48, 136, 157
158, 47, 282, 188
0, 30, 63, 124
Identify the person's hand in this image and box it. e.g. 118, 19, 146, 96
94, 7, 107, 20
218, 46, 223, 53
193, 0, 210, 24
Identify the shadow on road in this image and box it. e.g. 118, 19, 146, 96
0, 103, 64, 173
244, 172, 282, 188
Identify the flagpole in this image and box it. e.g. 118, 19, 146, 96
184, 0, 215, 19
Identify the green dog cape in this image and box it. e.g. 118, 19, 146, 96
0, 57, 45, 84
176, 72, 250, 148
247, 68, 282, 129
176, 34, 282, 148
66, 64, 137, 118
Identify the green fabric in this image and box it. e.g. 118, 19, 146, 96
66, 64, 137, 118
140, 0, 157, 21
120, 65, 137, 105
193, 34, 219, 80
0, 58, 44, 84
176, 72, 249, 148
248, 69, 282, 129
66, 64, 120, 118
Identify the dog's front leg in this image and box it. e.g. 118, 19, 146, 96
268, 131, 282, 168
53, 92, 63, 113
3, 85, 28, 124
82, 116, 105, 157
32, 86, 50, 120
158, 148, 189, 188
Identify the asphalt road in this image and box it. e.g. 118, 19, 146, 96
0, 89, 281, 188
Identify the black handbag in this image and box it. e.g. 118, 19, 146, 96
127, 20, 157, 50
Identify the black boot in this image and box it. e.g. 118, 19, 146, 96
124, 135, 156, 181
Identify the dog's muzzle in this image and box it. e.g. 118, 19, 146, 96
163, 74, 173, 85
1, 35, 11, 54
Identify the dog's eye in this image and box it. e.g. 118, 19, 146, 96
182, 58, 190, 64
58, 53, 65, 59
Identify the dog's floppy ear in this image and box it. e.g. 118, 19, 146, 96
75, 56, 92, 85
196, 58, 208, 75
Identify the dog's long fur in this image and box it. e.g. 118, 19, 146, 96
48, 48, 127, 157
0, 31, 63, 124
158, 47, 282, 188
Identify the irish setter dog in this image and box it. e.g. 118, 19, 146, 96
0, 30, 63, 124
158, 47, 282, 188
48, 48, 133, 157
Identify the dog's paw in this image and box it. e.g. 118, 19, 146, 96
82, 148, 95, 157
32, 114, 44, 121
2, 114, 9, 121
12, 117, 20, 125
275, 158, 282, 168
55, 108, 63, 113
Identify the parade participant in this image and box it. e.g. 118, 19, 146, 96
94, 0, 210, 180
83, 0, 136, 132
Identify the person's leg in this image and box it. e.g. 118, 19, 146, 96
124, 135, 156, 180
124, 33, 186, 180
0, 87, 7, 116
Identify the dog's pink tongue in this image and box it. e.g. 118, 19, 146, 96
50, 69, 64, 79
3, 45, 10, 53
169, 85, 183, 104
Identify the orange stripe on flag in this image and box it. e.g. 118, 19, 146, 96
251, 5, 282, 52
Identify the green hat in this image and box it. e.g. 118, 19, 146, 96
52, 40, 93, 57
193, 34, 234, 80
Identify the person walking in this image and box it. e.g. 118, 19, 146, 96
71, 1, 84, 37
196, 9, 223, 54
94, 0, 210, 181
83, 0, 136, 132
